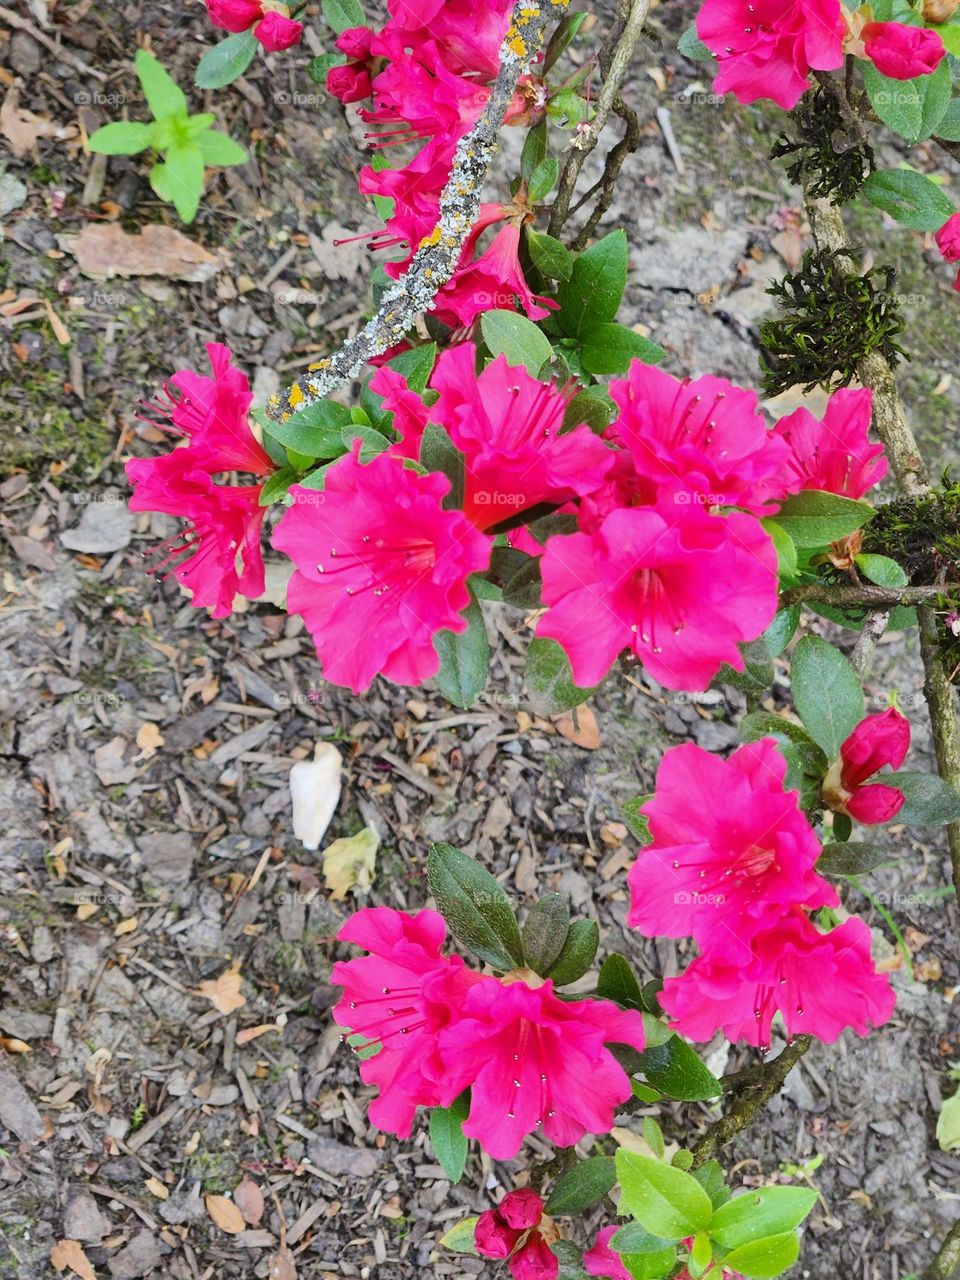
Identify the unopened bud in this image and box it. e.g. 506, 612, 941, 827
923, 0, 960, 21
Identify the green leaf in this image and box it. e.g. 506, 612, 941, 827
611, 1222, 677, 1256
439, 1217, 478, 1253
86, 121, 155, 155
387, 342, 437, 394
893, 771, 960, 825
762, 520, 798, 583
739, 710, 822, 752
771, 490, 874, 548
616, 1151, 714, 1240
694, 1161, 731, 1211
622, 795, 652, 844
525, 637, 600, 715
937, 1086, 960, 1151
545, 919, 600, 986
480, 309, 554, 375
818, 840, 893, 874
528, 156, 560, 202
521, 120, 548, 179
597, 953, 645, 1011
557, 229, 628, 339
548, 88, 592, 127
419, 423, 465, 510
932, 19, 960, 57
862, 168, 955, 231
564, 388, 616, 434
428, 843, 524, 970
258, 466, 298, 506
678, 24, 713, 61
429, 1092, 469, 1184
863, 60, 950, 143
790, 636, 865, 759
715, 637, 774, 693
527, 228, 573, 281
854, 552, 908, 587
195, 30, 258, 89
135, 49, 187, 120
581, 323, 667, 375
762, 605, 800, 658
322, 0, 365, 33
638, 1036, 723, 1101
434, 593, 489, 708
546, 1156, 617, 1215
710, 1188, 816, 1252
935, 97, 960, 142
550, 1240, 591, 1280
543, 11, 589, 72
195, 129, 247, 167
309, 51, 347, 82
149, 143, 205, 223
718, 1232, 800, 1279
522, 894, 571, 975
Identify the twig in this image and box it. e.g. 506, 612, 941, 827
265, 0, 555, 424
547, 0, 652, 239
0, 3, 106, 81
780, 584, 951, 608
850, 609, 890, 677
569, 93, 641, 250
925, 1218, 960, 1280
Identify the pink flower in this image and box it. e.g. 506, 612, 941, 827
696, 0, 845, 110
536, 501, 778, 691
428, 343, 613, 527
148, 342, 272, 477
936, 211, 960, 262
431, 221, 557, 328
824, 707, 910, 824
660, 910, 896, 1048
628, 740, 837, 960
271, 443, 492, 693
126, 454, 266, 617
584, 1226, 631, 1280
327, 62, 373, 103
369, 365, 431, 460
475, 1191, 559, 1280
437, 978, 646, 1160
772, 387, 887, 499
862, 21, 945, 78
607, 363, 791, 516
331, 908, 482, 1138
205, 0, 302, 50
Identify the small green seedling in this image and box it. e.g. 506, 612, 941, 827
87, 50, 247, 223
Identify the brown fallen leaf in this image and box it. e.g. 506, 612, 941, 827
267, 1246, 298, 1280
50, 1240, 96, 1280
1, 86, 78, 158
322, 827, 379, 901
205, 1193, 246, 1234
136, 722, 164, 758
59, 222, 222, 284
192, 967, 246, 1015
232, 1176, 265, 1226
553, 704, 601, 750
0, 1036, 31, 1054
235, 1023, 278, 1047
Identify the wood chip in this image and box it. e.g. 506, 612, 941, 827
58, 222, 222, 283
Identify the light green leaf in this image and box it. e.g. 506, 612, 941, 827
439, 1216, 478, 1253
937, 1087, 960, 1151
135, 49, 187, 120
322, 0, 365, 32
616, 1150, 714, 1240
771, 490, 874, 548
580, 322, 667, 375
196, 129, 247, 168
87, 121, 155, 155
718, 1231, 801, 1279
709, 1187, 816, 1252
480, 309, 554, 375
557, 229, 628, 338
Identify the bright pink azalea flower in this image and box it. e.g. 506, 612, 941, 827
696, 0, 845, 110
536, 501, 778, 691
607, 364, 791, 516
437, 978, 645, 1161
936, 212, 960, 261
584, 1226, 631, 1280
332, 908, 483, 1138
824, 707, 910, 824
475, 1190, 559, 1280
148, 342, 272, 477
772, 387, 887, 499
328, 62, 373, 102
428, 344, 613, 527
431, 221, 557, 328
862, 21, 945, 78
628, 740, 837, 959
205, 0, 302, 50
271, 443, 492, 693
660, 910, 896, 1048
368, 366, 431, 460
126, 454, 266, 617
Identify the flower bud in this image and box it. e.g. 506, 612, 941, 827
924, 0, 960, 22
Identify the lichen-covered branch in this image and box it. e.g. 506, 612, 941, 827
925, 1218, 960, 1280
780, 584, 951, 608
265, 0, 560, 424
546, 0, 652, 240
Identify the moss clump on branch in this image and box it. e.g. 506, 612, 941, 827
758, 248, 907, 397
772, 88, 875, 204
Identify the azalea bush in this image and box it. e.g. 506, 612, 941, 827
108, 0, 960, 1276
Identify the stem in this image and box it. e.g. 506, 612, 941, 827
547, 0, 652, 239
265, 0, 554, 424
780, 584, 951, 608
926, 1220, 960, 1280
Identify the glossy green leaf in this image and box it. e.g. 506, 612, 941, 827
428, 843, 524, 970
710, 1187, 816, 1252
545, 918, 600, 986
429, 1092, 469, 1184
557, 229, 628, 338
616, 1151, 714, 1240
771, 490, 874, 548
546, 1156, 617, 1215
522, 894, 571, 975
718, 1231, 800, 1278
480, 309, 554, 375
434, 593, 489, 708
790, 636, 864, 759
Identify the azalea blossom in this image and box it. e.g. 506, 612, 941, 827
437, 977, 646, 1160
536, 501, 778, 691
428, 343, 613, 527
205, 0, 303, 50
332, 908, 483, 1138
583, 1226, 632, 1280
861, 21, 945, 78
271, 443, 492, 693
772, 387, 887, 499
368, 365, 431, 460
432, 220, 558, 328
628, 740, 837, 959
475, 1190, 560, 1280
606, 363, 792, 516
823, 707, 910, 824
935, 211, 960, 292
659, 910, 896, 1048
696, 0, 845, 110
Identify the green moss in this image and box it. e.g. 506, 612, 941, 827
186, 1148, 241, 1195
0, 365, 112, 473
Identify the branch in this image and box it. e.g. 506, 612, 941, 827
265, 0, 555, 424
780, 584, 952, 608
926, 1219, 960, 1280
546, 0, 652, 239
